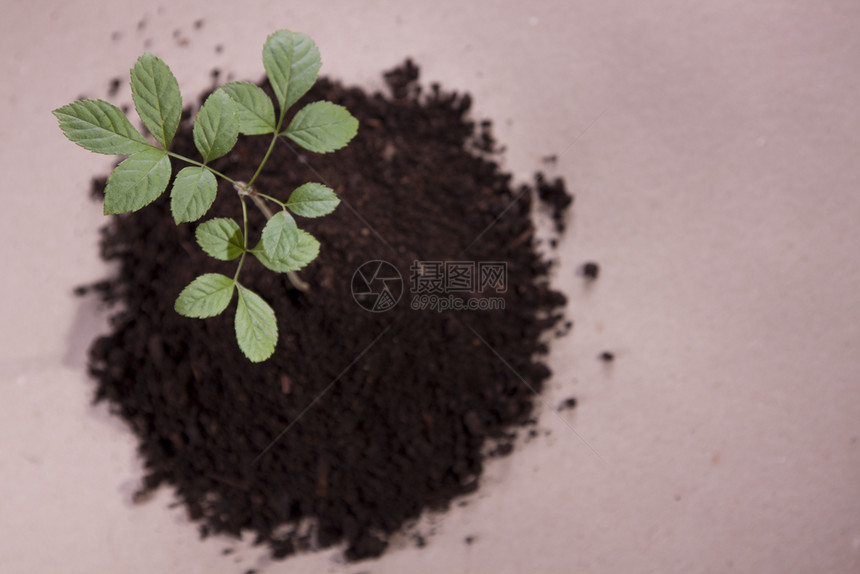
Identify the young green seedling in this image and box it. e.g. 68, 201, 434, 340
53, 30, 358, 362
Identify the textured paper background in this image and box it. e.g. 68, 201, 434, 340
2, 1, 859, 572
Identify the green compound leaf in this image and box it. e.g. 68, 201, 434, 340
286, 182, 340, 217
261, 210, 299, 261
235, 284, 278, 362
103, 148, 171, 215
195, 217, 244, 261
251, 229, 320, 273
170, 166, 218, 224
283, 101, 359, 153
193, 89, 239, 162
130, 52, 182, 149
175, 273, 235, 318
263, 30, 321, 117
52, 99, 151, 155
221, 81, 276, 135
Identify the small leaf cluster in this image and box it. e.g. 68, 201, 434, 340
54, 30, 358, 362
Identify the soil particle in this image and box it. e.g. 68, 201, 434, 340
535, 173, 572, 232
557, 397, 578, 411
582, 261, 600, 280
107, 78, 121, 97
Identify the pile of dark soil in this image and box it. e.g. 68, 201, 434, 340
83, 61, 571, 562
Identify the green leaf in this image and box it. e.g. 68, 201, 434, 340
195, 218, 244, 261
221, 82, 276, 135
130, 52, 182, 149
235, 284, 278, 362
252, 229, 320, 273
263, 30, 321, 117
170, 166, 218, 223
261, 210, 299, 261
52, 99, 151, 155
286, 182, 340, 217
283, 101, 359, 153
103, 148, 171, 215
193, 89, 239, 162
175, 273, 235, 318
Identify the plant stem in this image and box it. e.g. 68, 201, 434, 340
240, 194, 249, 250
254, 192, 287, 210
246, 104, 289, 189
168, 152, 240, 186
175, 106, 309, 293
234, 183, 310, 293
248, 193, 274, 218
246, 132, 279, 189
232, 196, 249, 283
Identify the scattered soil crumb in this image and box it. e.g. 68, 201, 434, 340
536, 173, 572, 232
557, 397, 578, 411
582, 262, 600, 280
108, 78, 121, 97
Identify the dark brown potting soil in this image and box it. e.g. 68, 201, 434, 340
83, 61, 571, 562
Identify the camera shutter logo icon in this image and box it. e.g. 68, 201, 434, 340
351, 260, 403, 312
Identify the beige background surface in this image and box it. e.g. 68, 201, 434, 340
2, 1, 859, 572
